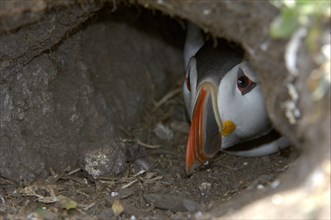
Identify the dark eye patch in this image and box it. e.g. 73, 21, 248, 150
237, 68, 256, 95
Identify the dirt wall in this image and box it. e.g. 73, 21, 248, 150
0, 0, 330, 219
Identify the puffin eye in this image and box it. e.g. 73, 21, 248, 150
185, 70, 191, 92
237, 68, 256, 95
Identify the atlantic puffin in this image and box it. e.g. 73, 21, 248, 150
183, 23, 289, 175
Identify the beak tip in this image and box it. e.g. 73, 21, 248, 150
185, 160, 201, 176
185, 164, 193, 176
185, 161, 192, 176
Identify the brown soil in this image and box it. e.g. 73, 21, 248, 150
0, 79, 298, 219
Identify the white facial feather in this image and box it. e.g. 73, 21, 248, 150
217, 62, 271, 149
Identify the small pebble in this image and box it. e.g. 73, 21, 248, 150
81, 144, 126, 179
112, 200, 124, 216
271, 179, 280, 188
202, 9, 211, 15
310, 169, 325, 188
195, 211, 203, 219
133, 158, 151, 172
111, 192, 119, 197
198, 182, 212, 191
17, 111, 25, 120
98, 209, 115, 220
119, 188, 134, 199
257, 184, 264, 190
272, 194, 283, 205
153, 122, 174, 141
243, 162, 248, 166
195, 211, 210, 219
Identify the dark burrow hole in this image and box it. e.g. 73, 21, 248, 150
1, 4, 301, 219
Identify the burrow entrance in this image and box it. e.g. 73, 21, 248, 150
0, 4, 306, 219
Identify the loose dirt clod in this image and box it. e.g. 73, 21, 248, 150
153, 122, 174, 141
57, 195, 78, 210
112, 200, 124, 216
80, 144, 127, 179
143, 193, 201, 212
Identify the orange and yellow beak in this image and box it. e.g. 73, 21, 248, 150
185, 82, 222, 175
185, 82, 237, 175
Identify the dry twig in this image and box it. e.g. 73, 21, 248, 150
153, 88, 181, 111
137, 140, 161, 149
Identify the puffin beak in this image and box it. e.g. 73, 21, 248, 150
186, 82, 222, 175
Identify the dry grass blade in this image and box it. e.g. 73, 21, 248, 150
153, 88, 181, 111
68, 168, 81, 175
0, 177, 15, 185
134, 170, 146, 177
80, 202, 96, 211
0, 194, 5, 205
121, 179, 138, 189
137, 140, 161, 149
37, 196, 59, 204
76, 190, 90, 198
143, 176, 163, 184
47, 166, 70, 183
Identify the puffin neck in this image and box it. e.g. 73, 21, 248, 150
224, 130, 281, 152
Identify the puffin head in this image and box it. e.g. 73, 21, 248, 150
183, 40, 273, 175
